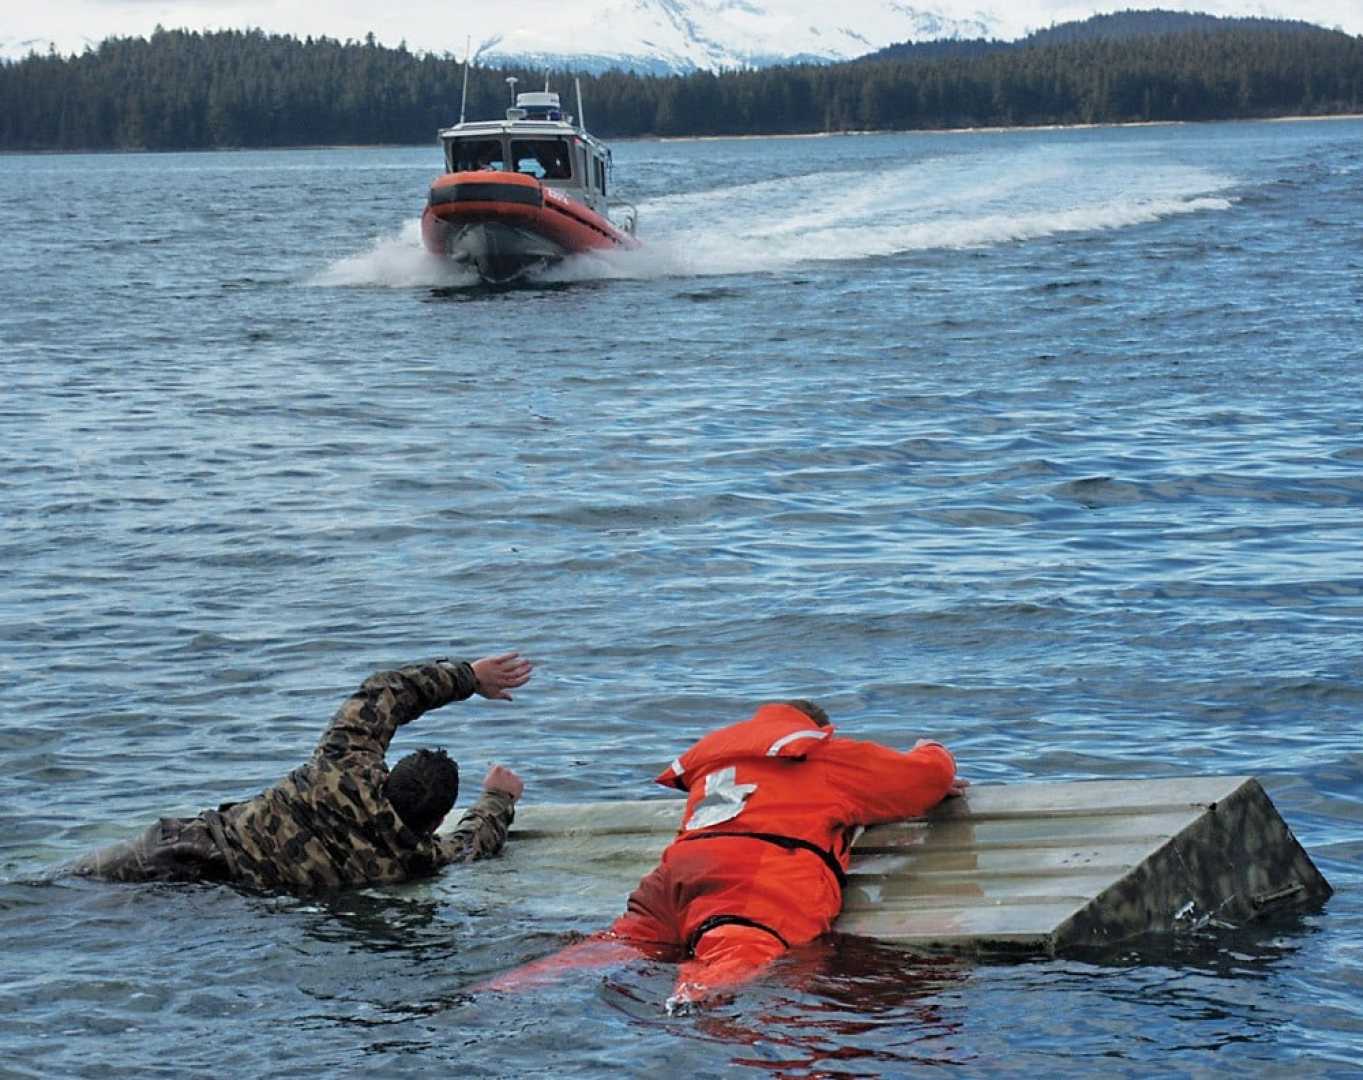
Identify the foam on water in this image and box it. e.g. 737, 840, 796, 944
629, 146, 1236, 276
312, 142, 1236, 287
308, 219, 477, 288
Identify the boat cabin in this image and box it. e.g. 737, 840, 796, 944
439, 91, 614, 211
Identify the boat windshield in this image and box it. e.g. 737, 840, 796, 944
512, 139, 573, 181
452, 138, 505, 172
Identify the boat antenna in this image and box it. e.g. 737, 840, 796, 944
575, 76, 586, 131
458, 36, 471, 124
506, 75, 518, 105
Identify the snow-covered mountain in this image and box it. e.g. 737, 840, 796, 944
474, 1, 1001, 74
469, 0, 1359, 72
4, 0, 1360, 69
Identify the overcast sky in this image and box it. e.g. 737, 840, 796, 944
5, 1, 1360, 60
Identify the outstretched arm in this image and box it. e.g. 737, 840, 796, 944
436, 765, 524, 864
824, 736, 960, 825
315, 653, 532, 765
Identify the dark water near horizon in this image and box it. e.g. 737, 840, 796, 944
2, 118, 1361, 1077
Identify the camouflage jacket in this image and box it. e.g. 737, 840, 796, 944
208, 659, 515, 891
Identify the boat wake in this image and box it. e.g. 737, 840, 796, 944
313, 142, 1236, 287
308, 220, 479, 289
621, 145, 1236, 278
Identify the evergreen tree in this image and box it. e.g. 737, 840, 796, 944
2, 18, 1361, 151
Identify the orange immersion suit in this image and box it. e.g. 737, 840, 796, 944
486, 704, 956, 1007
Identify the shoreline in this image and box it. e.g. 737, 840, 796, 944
3, 112, 1361, 156
650, 111, 1363, 143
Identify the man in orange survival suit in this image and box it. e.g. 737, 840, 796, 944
484, 699, 964, 1010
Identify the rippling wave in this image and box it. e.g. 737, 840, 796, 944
2, 118, 1361, 1077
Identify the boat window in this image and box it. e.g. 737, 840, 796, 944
453, 139, 504, 172
512, 139, 572, 180
594, 156, 607, 197
578, 146, 589, 187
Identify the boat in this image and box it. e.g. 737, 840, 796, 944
421, 79, 639, 284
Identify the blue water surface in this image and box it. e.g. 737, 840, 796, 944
1, 116, 1361, 1077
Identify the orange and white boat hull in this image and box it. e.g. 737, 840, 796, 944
421, 171, 636, 283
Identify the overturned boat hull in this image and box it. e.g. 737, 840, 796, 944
459, 775, 1332, 955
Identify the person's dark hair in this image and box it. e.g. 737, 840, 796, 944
783, 699, 830, 727
385, 749, 460, 835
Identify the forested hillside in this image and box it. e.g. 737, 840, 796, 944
2, 19, 1360, 151
860, 8, 1328, 60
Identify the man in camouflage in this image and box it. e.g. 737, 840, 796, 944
71, 653, 532, 891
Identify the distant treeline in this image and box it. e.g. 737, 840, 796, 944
2, 19, 1361, 152
864, 8, 1339, 59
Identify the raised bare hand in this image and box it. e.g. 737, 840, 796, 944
471, 651, 533, 701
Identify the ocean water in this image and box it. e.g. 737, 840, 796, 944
1, 117, 1361, 1077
